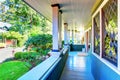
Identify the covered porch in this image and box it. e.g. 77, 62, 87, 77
18, 0, 120, 80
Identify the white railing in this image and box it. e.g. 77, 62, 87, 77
18, 47, 69, 80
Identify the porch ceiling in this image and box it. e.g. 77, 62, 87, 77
24, 0, 96, 29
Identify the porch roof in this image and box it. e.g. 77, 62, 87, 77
23, 0, 99, 30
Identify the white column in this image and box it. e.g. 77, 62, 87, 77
64, 23, 68, 45
58, 10, 62, 49
88, 29, 92, 50
85, 31, 88, 52
72, 29, 74, 44
51, 4, 60, 52
74, 29, 76, 43
73, 28, 75, 43
68, 30, 70, 44
118, 0, 120, 70
88, 29, 92, 44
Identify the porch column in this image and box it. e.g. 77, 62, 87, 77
118, 0, 120, 70
72, 29, 74, 44
88, 29, 92, 44
64, 23, 68, 46
51, 4, 60, 52
58, 10, 62, 49
85, 31, 89, 52
74, 29, 76, 43
68, 29, 70, 44
88, 29, 92, 50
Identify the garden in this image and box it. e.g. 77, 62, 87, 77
0, 0, 52, 80
0, 34, 52, 80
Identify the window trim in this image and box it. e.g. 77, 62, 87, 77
92, 0, 120, 70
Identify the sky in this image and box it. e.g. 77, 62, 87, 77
0, 0, 5, 2
0, 22, 11, 28
0, 0, 10, 28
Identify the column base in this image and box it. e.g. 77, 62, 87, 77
52, 49, 59, 52
49, 50, 61, 57
64, 44, 69, 46
64, 44, 69, 48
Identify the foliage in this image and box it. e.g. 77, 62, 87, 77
0, 61, 31, 80
1, 0, 39, 34
2, 31, 22, 39
2, 31, 26, 46
31, 48, 50, 56
14, 51, 43, 67
0, 0, 51, 35
14, 52, 23, 59
25, 34, 52, 51
0, 34, 2, 39
0, 0, 52, 48
28, 26, 42, 36
14, 51, 40, 62
62, 40, 64, 47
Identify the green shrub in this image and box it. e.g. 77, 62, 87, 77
24, 34, 52, 52
14, 52, 23, 59
46, 43, 52, 49
14, 52, 40, 62
14, 51, 43, 67
62, 41, 64, 47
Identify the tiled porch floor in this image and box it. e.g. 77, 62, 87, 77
60, 52, 94, 80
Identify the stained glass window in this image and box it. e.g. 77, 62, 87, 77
103, 0, 117, 65
94, 13, 100, 55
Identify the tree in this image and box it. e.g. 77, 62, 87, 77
2, 31, 26, 46
0, 0, 51, 34
25, 34, 52, 55
0, 0, 52, 47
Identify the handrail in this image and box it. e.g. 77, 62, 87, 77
18, 48, 68, 80
40, 58, 61, 80
18, 56, 59, 80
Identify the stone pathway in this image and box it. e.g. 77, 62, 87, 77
0, 47, 23, 63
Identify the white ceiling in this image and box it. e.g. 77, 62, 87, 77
24, 0, 96, 29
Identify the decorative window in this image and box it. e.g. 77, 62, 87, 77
102, 0, 117, 66
94, 13, 100, 55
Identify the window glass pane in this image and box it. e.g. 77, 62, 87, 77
103, 0, 117, 65
94, 13, 100, 55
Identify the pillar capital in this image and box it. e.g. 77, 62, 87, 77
64, 23, 68, 26
51, 4, 60, 9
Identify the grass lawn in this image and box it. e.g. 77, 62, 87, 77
0, 61, 31, 80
